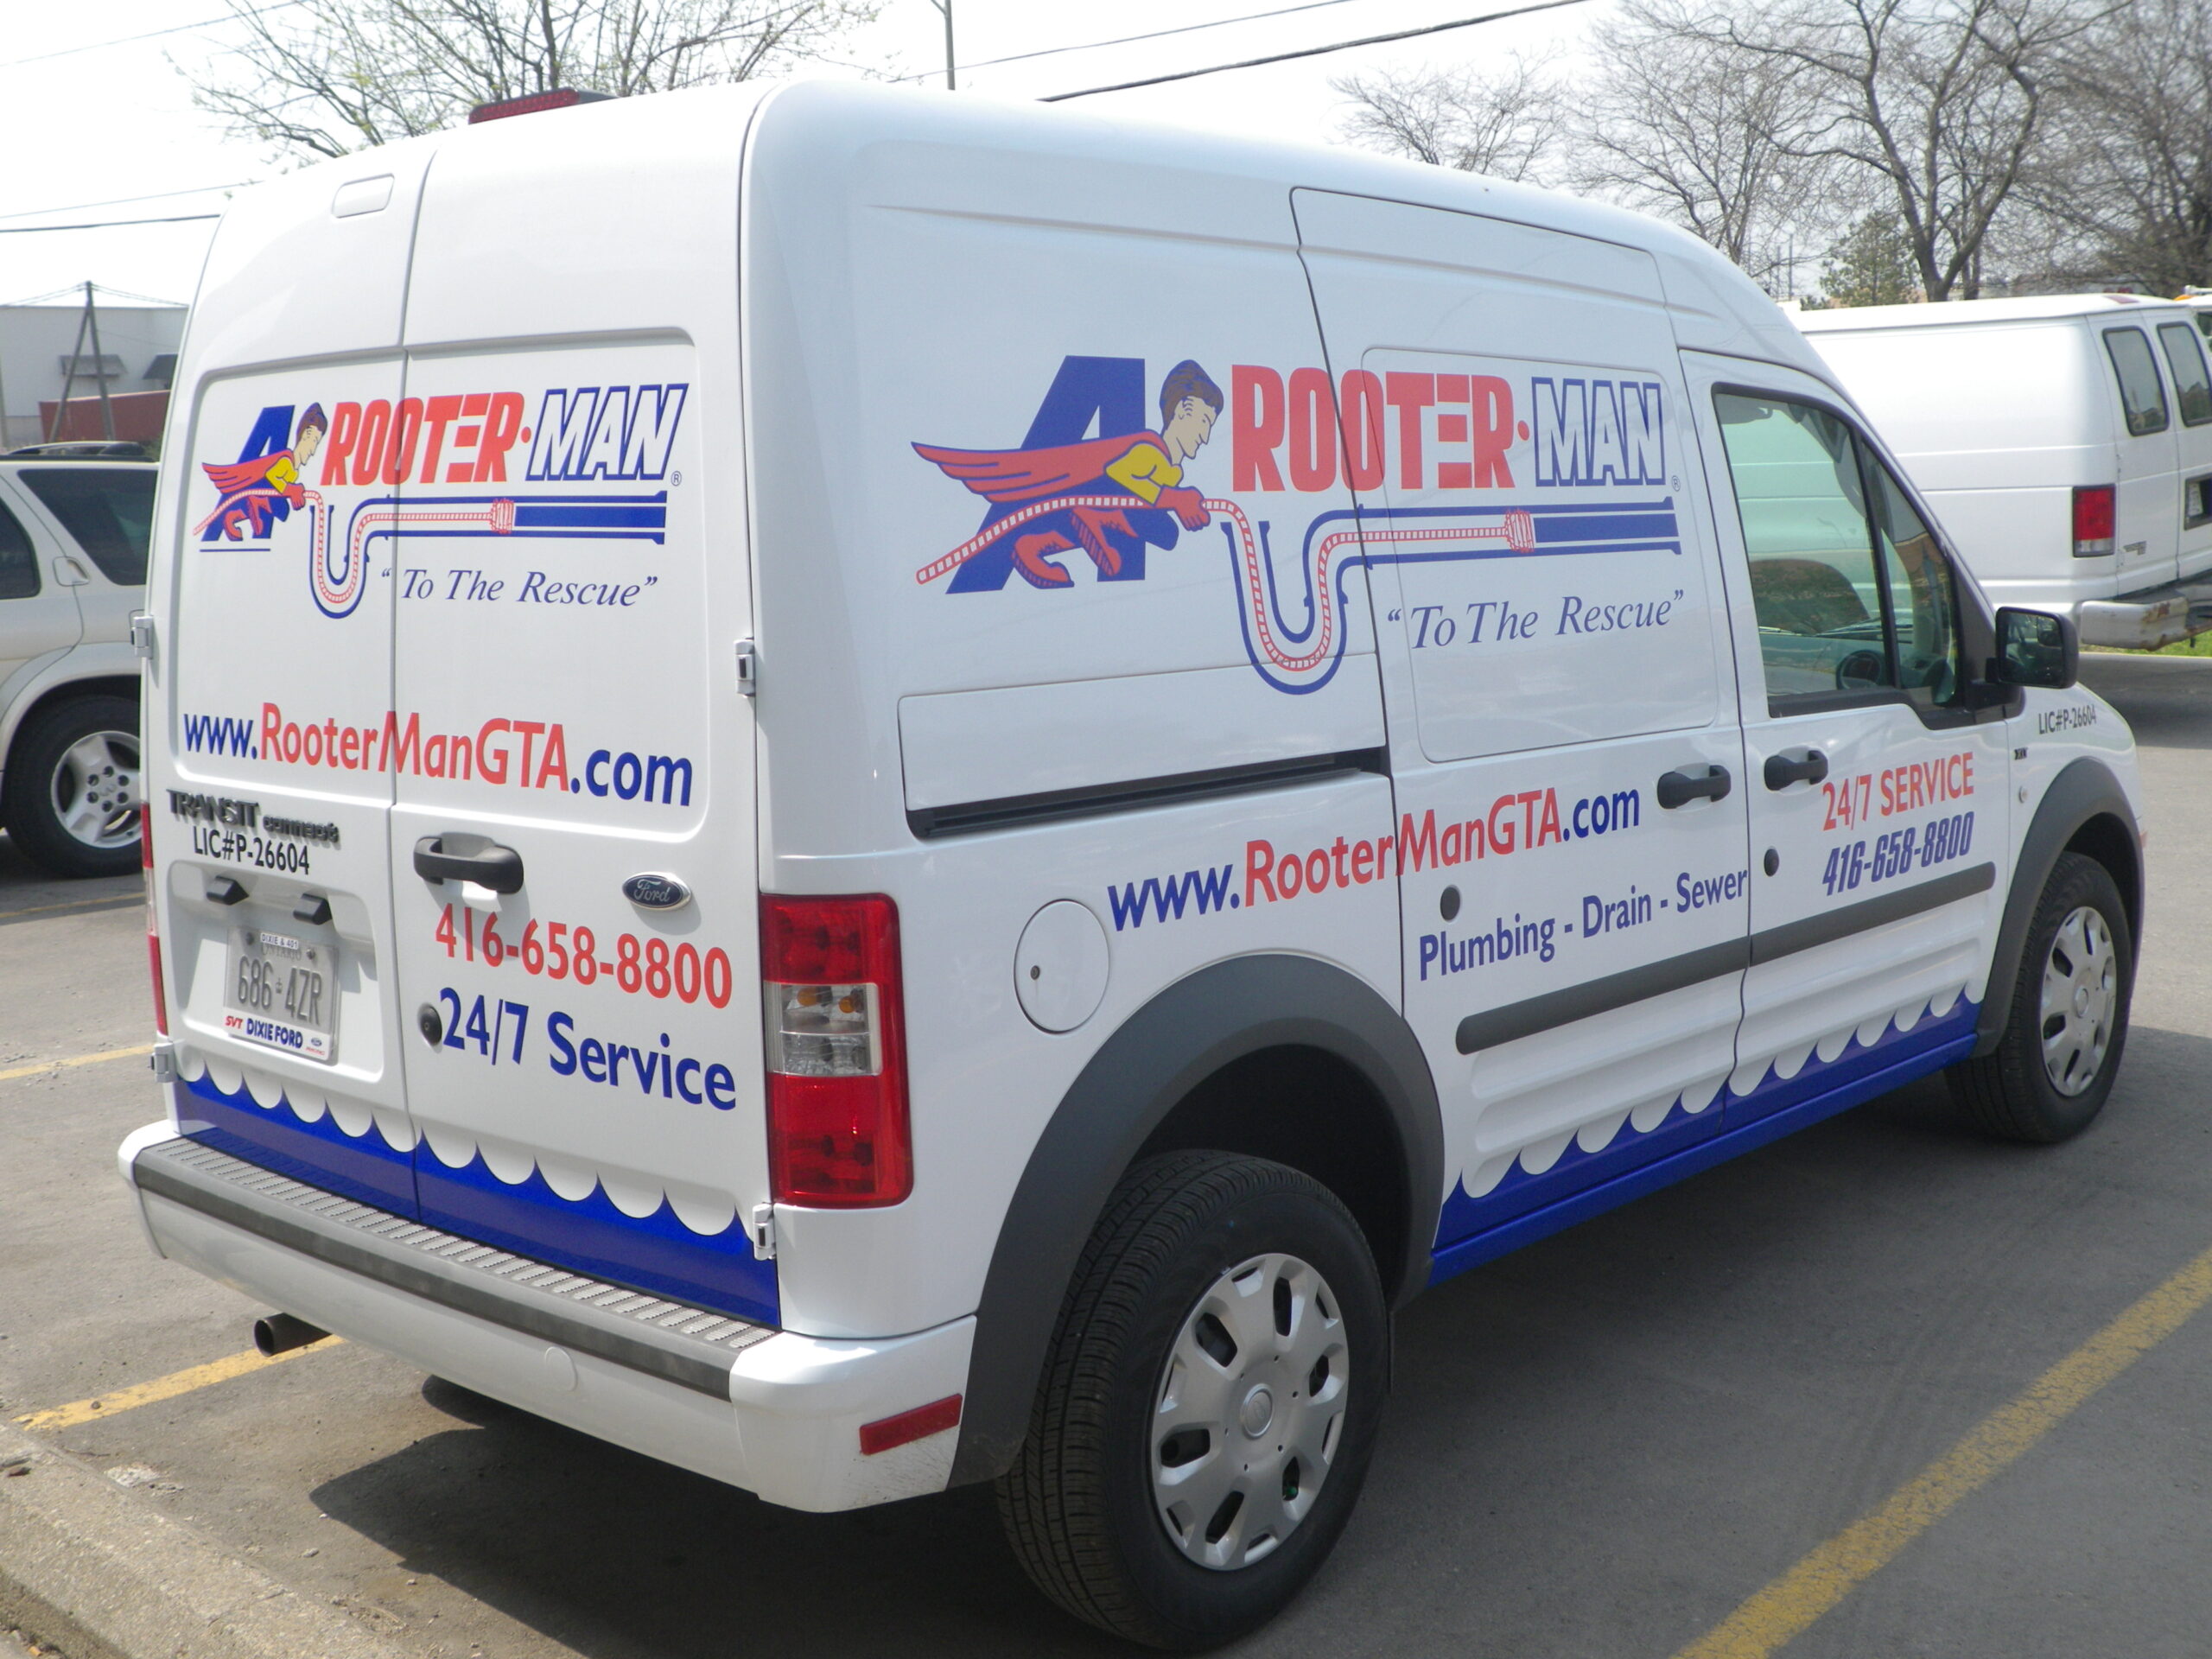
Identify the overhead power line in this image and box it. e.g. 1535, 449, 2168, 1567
0, 182, 256, 224
0, 3, 303, 72
891, 0, 1378, 83
1043, 0, 1596, 100
0, 213, 224, 236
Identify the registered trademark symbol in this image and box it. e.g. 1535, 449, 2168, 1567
670, 469, 683, 486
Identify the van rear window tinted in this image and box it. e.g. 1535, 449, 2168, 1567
2156, 321, 2212, 426
2104, 327, 2171, 436
17, 467, 154, 586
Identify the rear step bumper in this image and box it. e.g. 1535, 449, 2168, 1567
2075, 577, 2212, 650
118, 1122, 973, 1512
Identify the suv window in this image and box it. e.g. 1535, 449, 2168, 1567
17, 467, 154, 585
2104, 327, 2171, 436
0, 502, 35, 600
1713, 391, 1961, 713
2156, 321, 2212, 426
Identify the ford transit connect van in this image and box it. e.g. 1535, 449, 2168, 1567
1798, 295, 2212, 650
122, 81, 2145, 1646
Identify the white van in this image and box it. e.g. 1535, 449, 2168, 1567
1797, 295, 2212, 649
122, 82, 2145, 1646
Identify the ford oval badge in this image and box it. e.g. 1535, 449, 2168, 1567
622, 873, 692, 911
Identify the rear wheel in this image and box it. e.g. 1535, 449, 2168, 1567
1950, 851, 2133, 1143
997, 1152, 1387, 1649
3, 694, 142, 877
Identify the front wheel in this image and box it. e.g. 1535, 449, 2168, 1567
1949, 851, 2133, 1143
997, 1152, 1388, 1649
3, 694, 142, 877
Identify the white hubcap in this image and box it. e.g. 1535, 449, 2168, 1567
49, 729, 141, 850
2039, 905, 2116, 1097
1151, 1251, 1350, 1572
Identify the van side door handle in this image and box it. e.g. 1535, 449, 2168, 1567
1763, 748, 1830, 791
1656, 764, 1732, 809
413, 836, 524, 893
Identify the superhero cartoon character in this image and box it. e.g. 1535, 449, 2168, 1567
200, 404, 327, 542
916, 360, 1222, 589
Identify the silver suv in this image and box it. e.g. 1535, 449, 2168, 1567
0, 448, 154, 876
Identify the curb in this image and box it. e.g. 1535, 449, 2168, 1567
0, 1422, 415, 1659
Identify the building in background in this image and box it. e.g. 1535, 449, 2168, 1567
0, 289, 186, 450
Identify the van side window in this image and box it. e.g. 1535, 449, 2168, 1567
2104, 327, 2171, 435
1713, 393, 1893, 707
2155, 322, 2212, 426
17, 468, 155, 585
1859, 454, 1961, 708
0, 503, 37, 601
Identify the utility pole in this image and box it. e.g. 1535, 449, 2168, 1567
84, 283, 116, 442
925, 0, 954, 89
48, 294, 89, 443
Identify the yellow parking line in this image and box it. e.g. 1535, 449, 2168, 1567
16, 1338, 345, 1432
0, 894, 139, 922
1674, 1241, 2212, 1659
0, 1044, 153, 1084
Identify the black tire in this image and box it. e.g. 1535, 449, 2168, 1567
1949, 851, 2133, 1143
3, 694, 142, 878
996, 1152, 1388, 1649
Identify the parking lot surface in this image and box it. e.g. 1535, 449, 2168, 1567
2, 652, 2209, 1658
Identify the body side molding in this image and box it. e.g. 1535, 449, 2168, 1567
1455, 863, 1997, 1055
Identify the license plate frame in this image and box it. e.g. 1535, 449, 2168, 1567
222, 925, 339, 1063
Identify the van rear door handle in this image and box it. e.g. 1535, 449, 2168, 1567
1656, 764, 1732, 809
413, 836, 524, 893
1763, 748, 1830, 791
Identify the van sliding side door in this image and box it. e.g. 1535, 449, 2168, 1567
1680, 352, 2009, 1124
1294, 191, 1750, 1262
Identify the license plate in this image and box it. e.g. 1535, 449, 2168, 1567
223, 925, 338, 1063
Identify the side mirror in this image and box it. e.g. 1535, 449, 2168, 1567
1994, 607, 2079, 690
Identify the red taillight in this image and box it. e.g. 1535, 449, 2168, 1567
467, 88, 612, 124
142, 805, 167, 1035
2073, 485, 2116, 556
760, 893, 911, 1207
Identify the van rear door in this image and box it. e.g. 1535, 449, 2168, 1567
384, 121, 772, 1325
158, 157, 430, 1210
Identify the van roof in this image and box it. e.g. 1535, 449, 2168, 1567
194, 78, 1830, 387
1795, 292, 2192, 334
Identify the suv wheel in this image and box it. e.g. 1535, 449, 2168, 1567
997, 1152, 1387, 1649
1949, 851, 2133, 1143
3, 694, 142, 877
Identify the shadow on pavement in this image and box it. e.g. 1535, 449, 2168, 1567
306, 1020, 2212, 1659
2080, 653, 2212, 751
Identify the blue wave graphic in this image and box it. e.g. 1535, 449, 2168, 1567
177, 1070, 778, 1326
1433, 995, 1980, 1250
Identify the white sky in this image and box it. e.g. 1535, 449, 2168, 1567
0, 0, 1611, 308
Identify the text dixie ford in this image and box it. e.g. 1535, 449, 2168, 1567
122, 80, 2145, 1648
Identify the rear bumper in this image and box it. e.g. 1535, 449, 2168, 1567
118, 1122, 972, 1513
2074, 576, 2212, 649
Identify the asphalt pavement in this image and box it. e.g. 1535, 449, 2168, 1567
1, 652, 2208, 1658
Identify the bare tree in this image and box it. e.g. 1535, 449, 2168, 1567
1333, 54, 1567, 184
2020, 0, 2212, 290
185, 0, 875, 162
1680, 0, 2102, 300
1576, 0, 1833, 289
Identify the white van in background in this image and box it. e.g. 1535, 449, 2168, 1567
1797, 295, 2212, 650
121, 81, 2147, 1647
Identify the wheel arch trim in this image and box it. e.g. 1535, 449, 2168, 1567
949, 953, 1441, 1488
1974, 756, 2140, 1058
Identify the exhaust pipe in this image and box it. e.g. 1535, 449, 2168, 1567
252, 1313, 329, 1357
